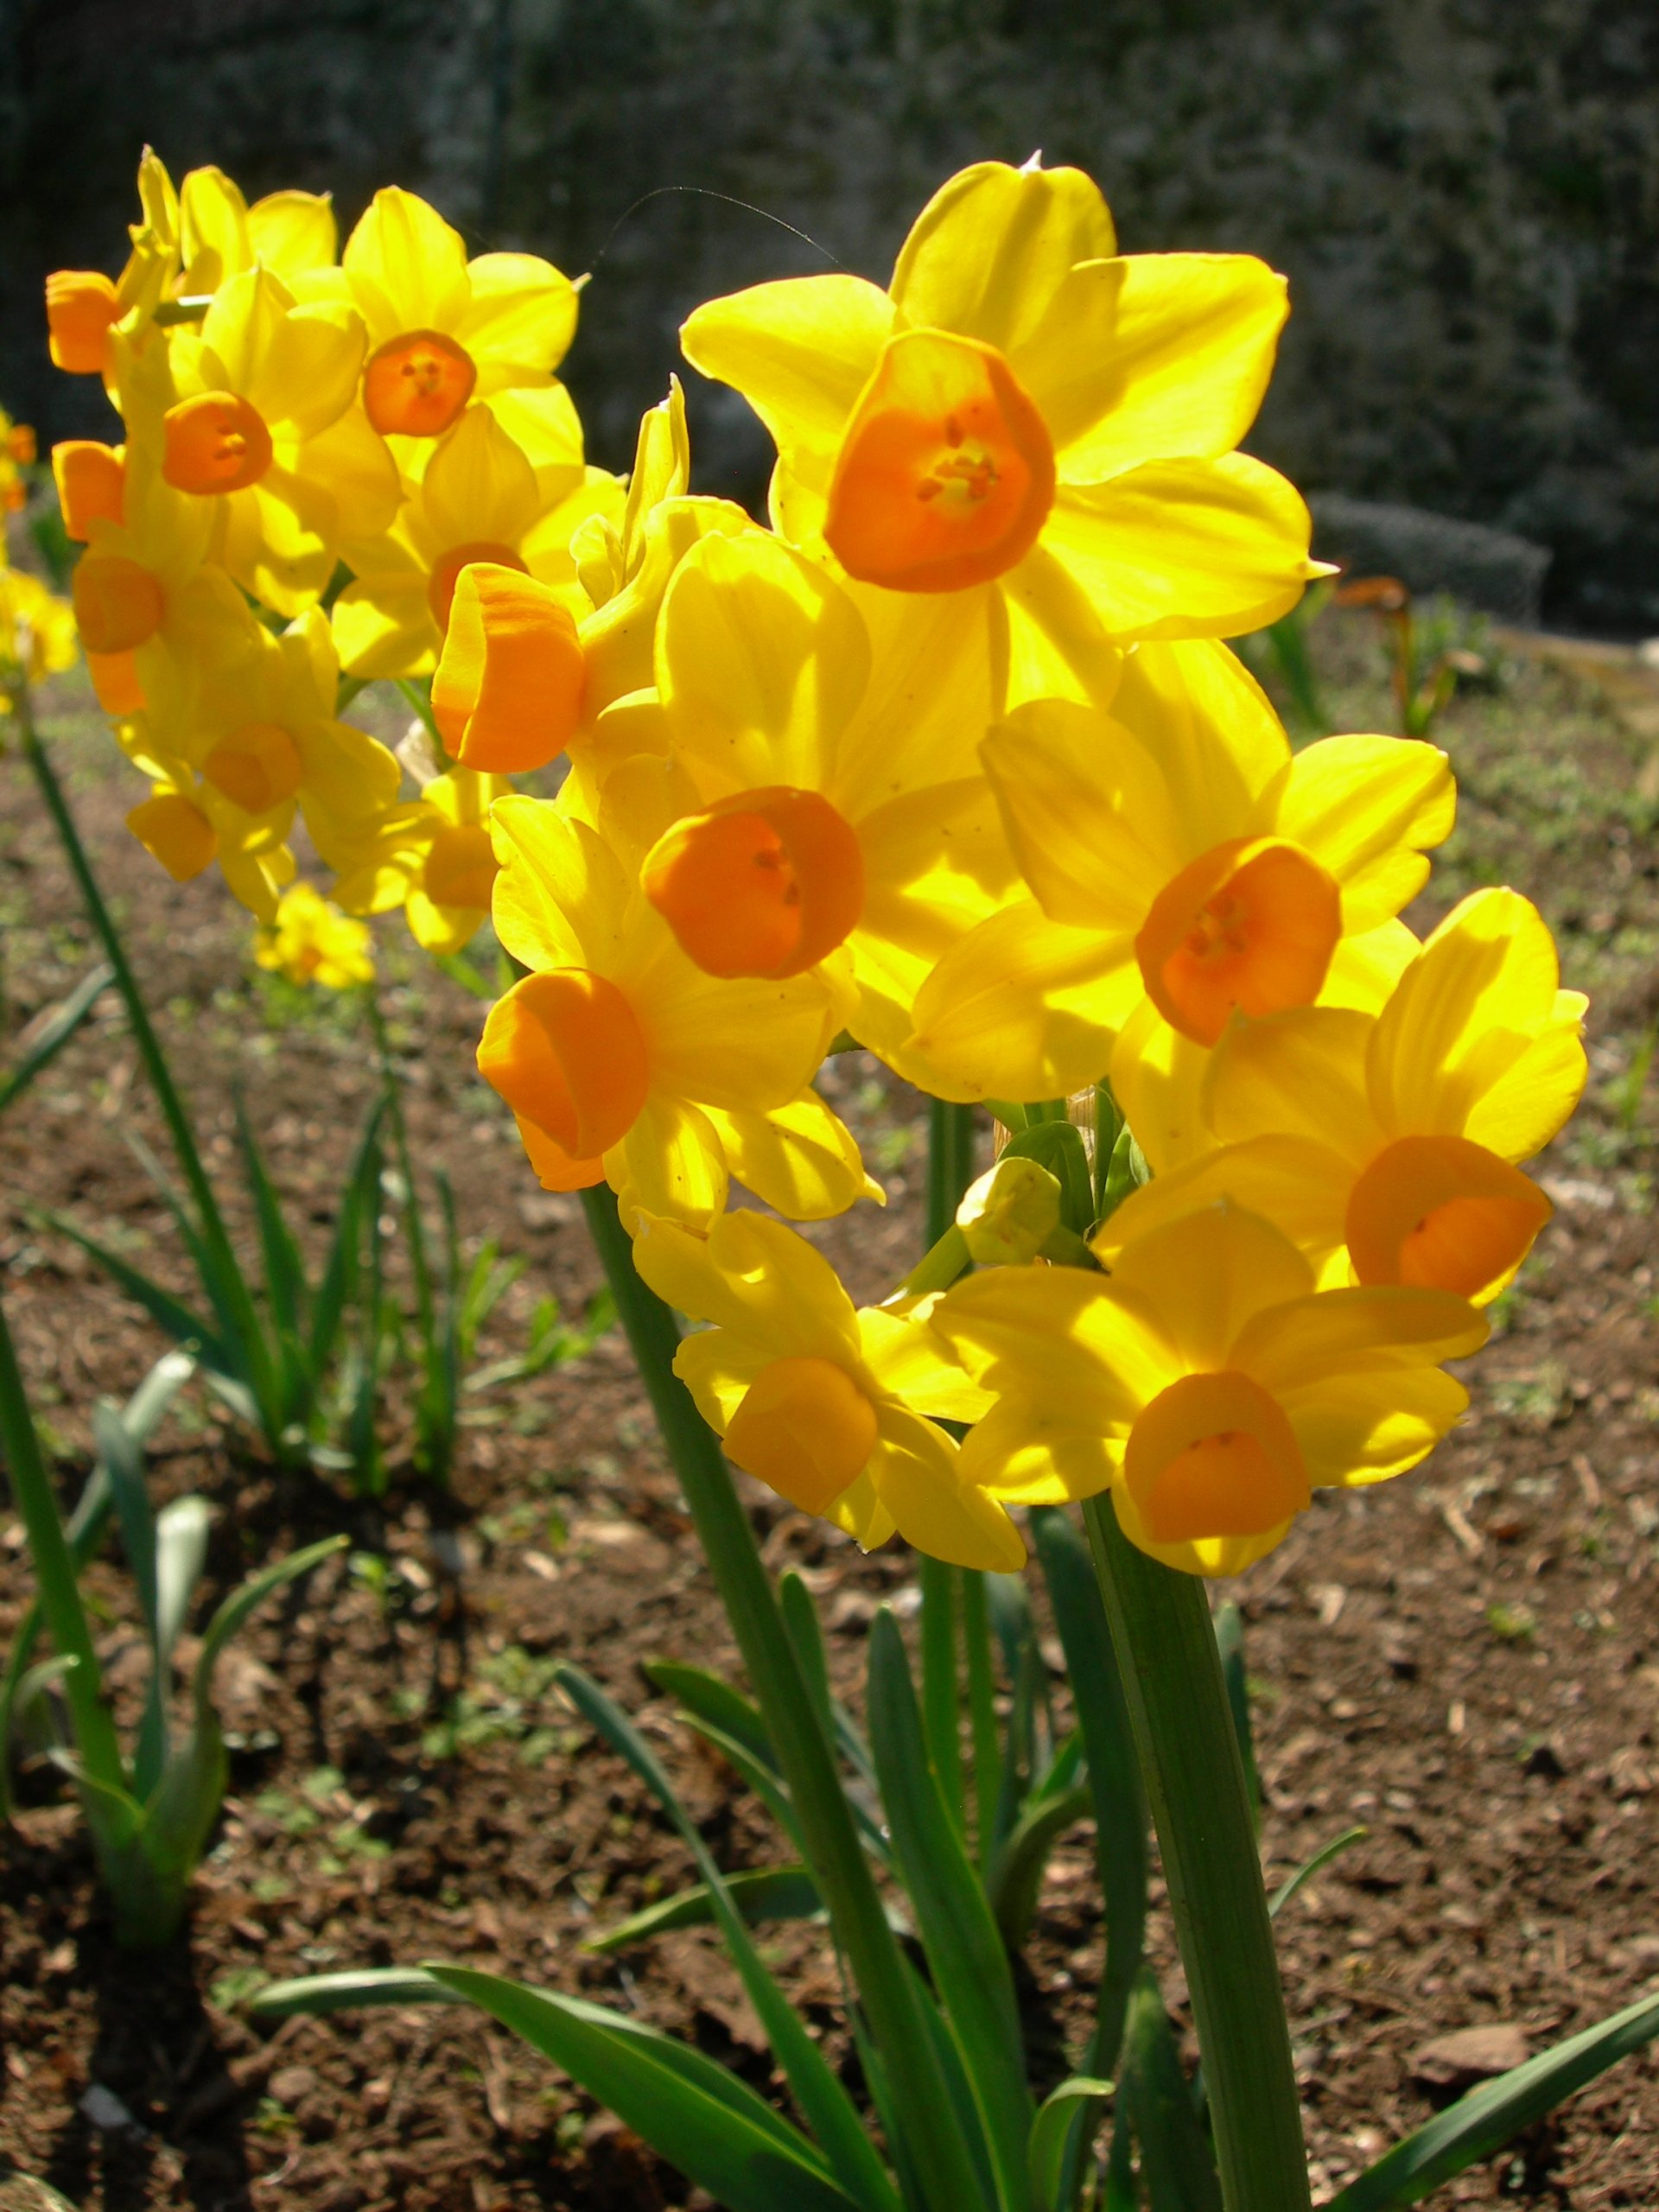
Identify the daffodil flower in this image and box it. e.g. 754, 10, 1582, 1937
933, 1200, 1486, 1576
120, 721, 297, 924
254, 881, 375, 990
683, 158, 1319, 705
1095, 889, 1586, 1304
332, 404, 620, 678
632, 1210, 1023, 1570
329, 766, 510, 956
476, 791, 874, 1230
909, 637, 1452, 1120
0, 563, 79, 692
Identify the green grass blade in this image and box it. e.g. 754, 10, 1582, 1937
866, 1609, 1031, 2212
252, 1967, 455, 2018
1121, 1971, 1222, 2212
586, 1865, 826, 1953
192, 1537, 346, 1706
1269, 1825, 1369, 1919
985, 1783, 1093, 1952
0, 962, 112, 1118
1328, 1991, 1659, 2211
232, 1092, 308, 1344
429, 1966, 863, 2212
91, 1398, 158, 1638
557, 1664, 900, 2212
1029, 2077, 1116, 2212
43, 1213, 236, 1385
962, 1568, 1002, 1867
308, 1099, 385, 1375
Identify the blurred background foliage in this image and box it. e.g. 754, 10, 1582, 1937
3, 0, 1657, 631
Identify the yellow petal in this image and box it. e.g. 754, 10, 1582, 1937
698, 1095, 880, 1221
680, 275, 895, 456
330, 571, 435, 680
868, 1408, 1027, 1572
179, 165, 250, 290
672, 1330, 772, 1437
1268, 734, 1454, 931
421, 403, 543, 549
957, 1398, 1121, 1505
248, 191, 339, 280
457, 253, 580, 382
997, 545, 1122, 709
607, 1095, 728, 1232
632, 1207, 862, 1361
1106, 998, 1211, 1171
1280, 1367, 1471, 1490
909, 900, 1132, 1103
1204, 1003, 1380, 1157
1039, 454, 1314, 642
635, 950, 835, 1115
1107, 1201, 1314, 1372
857, 1302, 991, 1424
343, 187, 471, 336
931, 1265, 1176, 1431
1093, 1134, 1353, 1281
1020, 253, 1287, 475
890, 162, 1116, 354
1109, 638, 1290, 845
489, 796, 625, 971
1230, 1284, 1487, 1392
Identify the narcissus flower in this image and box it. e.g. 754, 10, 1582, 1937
329, 766, 509, 956
632, 1210, 1023, 1569
122, 736, 296, 922
44, 149, 187, 378
910, 638, 1451, 1119
683, 159, 1319, 703
1096, 889, 1586, 1303
255, 881, 375, 990
315, 188, 578, 452
155, 264, 399, 613
332, 404, 620, 677
933, 1201, 1486, 1575
629, 528, 1015, 1083
0, 563, 79, 693
477, 793, 873, 1229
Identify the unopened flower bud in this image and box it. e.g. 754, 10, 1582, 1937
957, 1154, 1061, 1265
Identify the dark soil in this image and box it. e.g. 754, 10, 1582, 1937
2, 619, 1657, 2211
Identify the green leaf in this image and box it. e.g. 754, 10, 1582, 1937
1096, 1124, 1150, 1224
1001, 1122, 1094, 1237
133, 1497, 212, 1800
556, 1665, 899, 2212
232, 1092, 308, 1348
0, 963, 113, 1117
779, 1568, 836, 1745
866, 1609, 1030, 2212
585, 1865, 826, 1953
429, 1966, 863, 2212
1327, 1990, 1659, 2211
193, 1536, 346, 1707
985, 1783, 1092, 1951
252, 1967, 458, 2017
645, 1660, 777, 1770
92, 1397, 158, 1639
42, 1212, 235, 1384
1268, 1825, 1368, 1919
1120, 1971, 1222, 2212
308, 1098, 386, 1376
677, 1714, 807, 1857
1029, 2076, 1116, 2212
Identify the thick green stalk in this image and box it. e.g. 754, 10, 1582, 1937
580, 1185, 991, 2212
1082, 1495, 1310, 2212
19, 703, 275, 1420
925, 1097, 978, 1246
0, 1294, 130, 1810
920, 1100, 979, 1834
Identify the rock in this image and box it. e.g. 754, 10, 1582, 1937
1411, 2024, 1530, 2088
268, 2063, 321, 2108
77, 2084, 138, 2133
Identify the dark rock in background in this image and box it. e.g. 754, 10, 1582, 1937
3, 0, 1656, 632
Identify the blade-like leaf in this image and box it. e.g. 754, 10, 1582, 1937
252, 1967, 456, 2018
232, 1092, 308, 1347
429, 1966, 863, 2212
123, 1348, 196, 1447
1268, 1825, 1369, 1919
1121, 1971, 1222, 2212
867, 1609, 1031, 2212
92, 1397, 158, 1638
556, 1664, 900, 2212
193, 1536, 346, 1705
645, 1660, 778, 1772
154, 1497, 212, 1668
44, 1213, 234, 1383
985, 1783, 1092, 1952
780, 1568, 836, 1745
1328, 1990, 1659, 2211
677, 1714, 807, 1857
0, 963, 113, 1117
1029, 2076, 1116, 2212
586, 1864, 826, 1953
308, 1098, 386, 1375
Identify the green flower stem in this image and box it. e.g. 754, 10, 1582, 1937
0, 1291, 129, 1816
925, 1096, 978, 1246
962, 1567, 1002, 1865
580, 1185, 989, 2212
18, 700, 273, 1416
1083, 1494, 1311, 2212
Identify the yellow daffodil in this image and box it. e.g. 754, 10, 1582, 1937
121, 725, 296, 923
46, 149, 179, 379
150, 264, 399, 614
69, 448, 262, 730
909, 637, 1451, 1121
1096, 889, 1586, 1303
305, 188, 578, 463
255, 881, 375, 989
331, 404, 620, 677
183, 609, 403, 869
476, 791, 874, 1229
933, 1200, 1486, 1575
329, 765, 508, 956
174, 164, 337, 296
630, 528, 1016, 1084
0, 562, 79, 698
683, 158, 1318, 706
632, 1209, 1023, 1569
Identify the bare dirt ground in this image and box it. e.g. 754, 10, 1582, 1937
2, 611, 1656, 2210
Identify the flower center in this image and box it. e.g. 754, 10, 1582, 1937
46, 270, 120, 376
1136, 837, 1342, 1046
431, 563, 586, 773
162, 391, 275, 495
1344, 1134, 1551, 1300
477, 967, 651, 1165
421, 823, 499, 916
1124, 1370, 1310, 1544
724, 1357, 879, 1515
203, 721, 304, 815
73, 555, 164, 654
53, 441, 126, 541
427, 541, 528, 633
363, 329, 478, 438
643, 786, 865, 979
824, 329, 1056, 593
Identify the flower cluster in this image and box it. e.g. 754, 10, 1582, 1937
46, 153, 1585, 1575
0, 414, 77, 708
